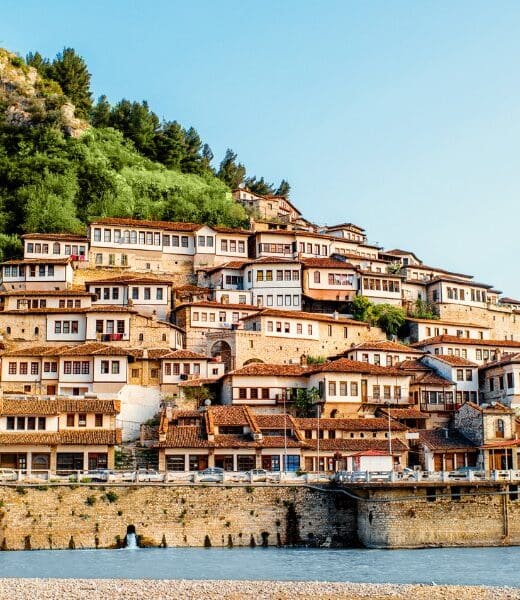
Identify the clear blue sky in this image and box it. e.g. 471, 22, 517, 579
3, 0, 520, 297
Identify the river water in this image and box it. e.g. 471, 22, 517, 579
0, 547, 519, 586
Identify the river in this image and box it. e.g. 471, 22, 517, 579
0, 546, 518, 586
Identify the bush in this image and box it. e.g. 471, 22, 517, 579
85, 495, 96, 506
104, 491, 118, 503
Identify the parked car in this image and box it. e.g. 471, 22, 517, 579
0, 468, 18, 481
245, 469, 270, 482
197, 467, 224, 482
136, 469, 164, 482
449, 466, 485, 479
165, 471, 195, 483
88, 469, 117, 482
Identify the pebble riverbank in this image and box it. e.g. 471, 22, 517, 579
0, 579, 518, 600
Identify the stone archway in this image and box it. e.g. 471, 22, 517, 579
243, 358, 265, 366
210, 340, 233, 372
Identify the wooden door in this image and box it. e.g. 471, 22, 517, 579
444, 454, 454, 471
361, 379, 368, 402
46, 385, 56, 395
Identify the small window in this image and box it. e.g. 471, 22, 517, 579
78, 414, 87, 427
67, 414, 75, 427
95, 414, 103, 427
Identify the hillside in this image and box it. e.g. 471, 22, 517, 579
0, 47, 249, 261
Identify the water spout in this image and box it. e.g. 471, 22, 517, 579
125, 533, 137, 549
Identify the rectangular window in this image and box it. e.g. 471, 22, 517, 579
93, 228, 101, 242
328, 381, 336, 396
144, 288, 151, 300
456, 369, 464, 381
465, 369, 473, 381
111, 361, 120, 375
101, 361, 109, 374
156, 288, 163, 300
339, 381, 348, 396
54, 321, 62, 334
20, 362, 28, 375
221, 240, 228, 252
383, 386, 391, 400
64, 361, 72, 374
307, 324, 313, 335
78, 414, 87, 427
198, 235, 206, 247
67, 413, 75, 427
95, 414, 103, 427
238, 241, 245, 253
30, 362, 39, 375
350, 382, 358, 396
181, 236, 189, 247
38, 417, 46, 430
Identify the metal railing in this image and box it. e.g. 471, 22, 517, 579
334, 469, 520, 484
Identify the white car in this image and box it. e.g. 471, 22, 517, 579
0, 468, 18, 481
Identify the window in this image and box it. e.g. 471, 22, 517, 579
350, 382, 358, 396
507, 373, 514, 388
285, 455, 300, 472
239, 388, 247, 399
78, 414, 87, 427
30, 362, 39, 375
339, 381, 348, 396
101, 361, 109, 374
111, 361, 120, 375
95, 414, 103, 427
465, 369, 473, 381
197, 235, 206, 247
313, 271, 321, 284
456, 369, 464, 381
93, 228, 101, 241
144, 287, 151, 300
38, 417, 46, 430
373, 385, 380, 399
20, 362, 28, 375
307, 324, 313, 335
250, 388, 259, 399
95, 253, 103, 265
181, 236, 189, 247
221, 240, 228, 252
156, 288, 164, 300
81, 361, 90, 374
67, 413, 75, 427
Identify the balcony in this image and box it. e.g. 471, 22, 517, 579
420, 402, 460, 413
97, 333, 124, 342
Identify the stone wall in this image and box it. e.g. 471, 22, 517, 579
0, 484, 357, 551
437, 303, 520, 340
357, 483, 520, 548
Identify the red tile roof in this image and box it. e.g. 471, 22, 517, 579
56, 343, 132, 357
413, 335, 520, 349
406, 317, 489, 328
1, 258, 70, 265
377, 408, 429, 420
22, 233, 88, 242
175, 301, 260, 312
86, 276, 172, 286
0, 290, 94, 297
0, 429, 121, 445
309, 358, 408, 378
347, 340, 424, 354
418, 429, 476, 450
304, 438, 408, 453
91, 217, 200, 232
229, 363, 307, 377
161, 350, 209, 360
294, 417, 406, 431
0, 398, 120, 416
300, 258, 356, 269
242, 309, 368, 326
428, 354, 478, 367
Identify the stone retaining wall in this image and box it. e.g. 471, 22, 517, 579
0, 484, 356, 551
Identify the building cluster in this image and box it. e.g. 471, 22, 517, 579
0, 186, 519, 474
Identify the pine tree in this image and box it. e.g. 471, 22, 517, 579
153, 120, 186, 170
217, 148, 246, 189
90, 95, 111, 128
109, 99, 159, 156
48, 48, 93, 118
244, 176, 275, 196
275, 179, 291, 198
181, 126, 205, 175
26, 51, 51, 78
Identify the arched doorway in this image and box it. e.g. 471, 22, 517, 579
210, 340, 233, 372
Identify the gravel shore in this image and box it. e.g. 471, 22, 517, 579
0, 579, 518, 600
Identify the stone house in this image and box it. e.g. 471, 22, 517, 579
413, 335, 520, 365
341, 340, 424, 367
421, 354, 479, 405
478, 353, 520, 408
0, 396, 121, 472
414, 429, 477, 471
21, 233, 89, 264
1, 258, 75, 291
300, 257, 358, 313
454, 401, 519, 470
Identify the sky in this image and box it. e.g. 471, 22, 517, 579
2, 0, 520, 297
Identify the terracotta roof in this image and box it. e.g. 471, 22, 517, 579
321, 222, 365, 233
1, 258, 70, 265
402, 263, 473, 279
377, 408, 429, 420
86, 276, 172, 286
57, 399, 120, 415
0, 290, 94, 297
56, 343, 132, 357
58, 429, 122, 445
161, 350, 209, 360
157, 426, 209, 448
347, 340, 424, 354
300, 258, 356, 269
22, 233, 88, 242
206, 406, 259, 433
0, 397, 120, 416
427, 354, 478, 367
304, 438, 408, 453
480, 439, 520, 449
174, 301, 260, 312
0, 399, 59, 416
463, 401, 513, 414
128, 348, 177, 360
418, 429, 476, 450
252, 257, 301, 265
413, 371, 454, 387
0, 429, 121, 445
358, 269, 405, 279
425, 275, 493, 289
255, 414, 298, 429
229, 363, 307, 377
405, 317, 489, 329
2, 345, 72, 357
242, 309, 368, 326
477, 352, 520, 370
90, 217, 200, 232
200, 260, 251, 274
382, 249, 421, 261
309, 358, 408, 378
500, 297, 520, 305
397, 359, 431, 372
413, 336, 520, 349
178, 378, 221, 387
0, 306, 137, 315
295, 417, 406, 431
257, 435, 301, 448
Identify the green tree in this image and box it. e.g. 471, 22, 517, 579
217, 148, 246, 189
0, 234, 23, 262
409, 298, 439, 320
372, 303, 406, 337
90, 95, 111, 128
26, 51, 51, 78
181, 126, 206, 175
109, 99, 159, 156
19, 172, 83, 233
153, 120, 185, 170
293, 387, 320, 417
48, 48, 92, 118
275, 179, 291, 198
350, 295, 375, 323
244, 175, 275, 196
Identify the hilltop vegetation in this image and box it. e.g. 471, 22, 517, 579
0, 46, 290, 260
